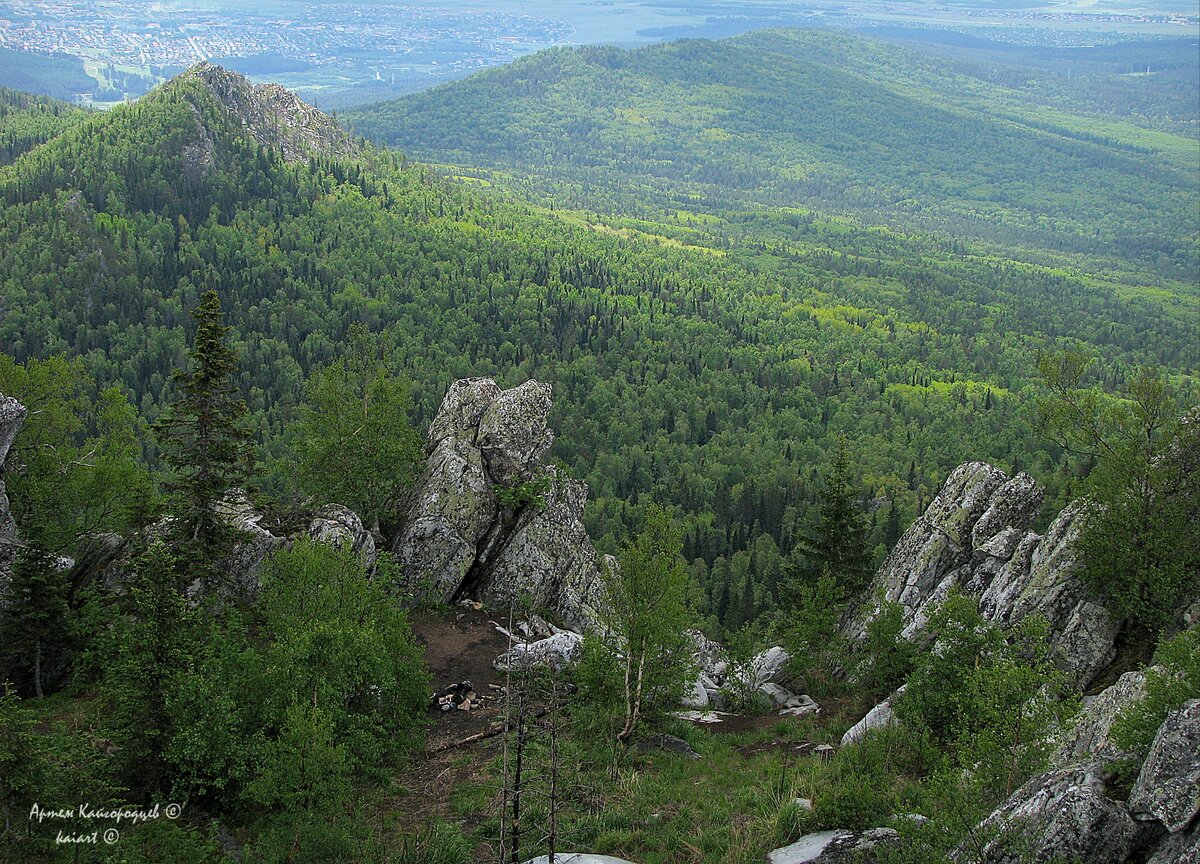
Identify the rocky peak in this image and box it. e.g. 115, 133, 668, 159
175, 62, 358, 163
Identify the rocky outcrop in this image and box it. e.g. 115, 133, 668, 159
178, 63, 358, 163
1129, 699, 1200, 833
844, 461, 1118, 687
841, 686, 906, 747
957, 688, 1197, 864
308, 503, 377, 570
1052, 670, 1148, 767
476, 468, 609, 630
959, 762, 1145, 864
0, 393, 27, 595
213, 489, 286, 594
393, 378, 607, 630
494, 631, 583, 673
1146, 826, 1198, 864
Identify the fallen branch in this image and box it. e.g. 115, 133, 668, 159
429, 708, 549, 754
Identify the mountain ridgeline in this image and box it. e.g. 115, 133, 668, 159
0, 57, 1195, 632
347, 28, 1200, 280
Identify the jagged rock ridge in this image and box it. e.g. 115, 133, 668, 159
176, 62, 358, 164
392, 377, 608, 630
844, 461, 1117, 687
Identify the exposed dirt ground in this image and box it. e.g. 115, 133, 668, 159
410, 604, 516, 748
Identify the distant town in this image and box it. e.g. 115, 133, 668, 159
0, 0, 1194, 107
0, 0, 572, 104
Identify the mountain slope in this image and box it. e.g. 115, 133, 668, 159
346, 29, 1199, 277
0, 65, 1195, 632
0, 87, 86, 167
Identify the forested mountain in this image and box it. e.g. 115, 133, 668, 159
0, 60, 1195, 630
0, 87, 86, 167
346, 29, 1199, 279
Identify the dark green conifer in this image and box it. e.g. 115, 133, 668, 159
153, 290, 253, 561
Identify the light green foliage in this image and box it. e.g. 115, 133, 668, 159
0, 87, 86, 166
100, 539, 429, 852
252, 539, 429, 770
722, 625, 774, 714
494, 474, 551, 511
813, 726, 941, 832
347, 30, 1199, 279
781, 571, 846, 694
294, 323, 423, 533
247, 703, 351, 812
1113, 626, 1200, 759
1038, 353, 1199, 630
858, 599, 917, 703
596, 504, 694, 740
898, 595, 1072, 804
0, 355, 153, 551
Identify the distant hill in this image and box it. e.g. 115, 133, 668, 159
346, 29, 1199, 278
0, 46, 95, 101
0, 87, 87, 166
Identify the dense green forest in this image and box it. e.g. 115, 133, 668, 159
347, 29, 1199, 280
0, 32, 1197, 863
0, 89, 86, 167
0, 48, 96, 103
0, 54, 1196, 630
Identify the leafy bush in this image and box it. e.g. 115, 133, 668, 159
858, 599, 917, 703
897, 594, 1073, 805
782, 572, 846, 693
1113, 625, 1200, 759
494, 475, 551, 510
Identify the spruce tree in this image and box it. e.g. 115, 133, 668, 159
0, 543, 69, 699
154, 290, 252, 558
789, 436, 872, 598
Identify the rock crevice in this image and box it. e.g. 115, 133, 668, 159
392, 378, 607, 630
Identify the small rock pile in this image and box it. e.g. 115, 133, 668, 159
431, 680, 503, 713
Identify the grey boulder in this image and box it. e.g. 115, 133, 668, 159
308, 503, 377, 570
494, 631, 583, 673
1129, 699, 1200, 833
767, 828, 899, 863
957, 762, 1143, 864
1052, 670, 1148, 767
841, 686, 905, 747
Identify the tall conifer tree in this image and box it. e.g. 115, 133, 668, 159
790, 436, 872, 597
154, 290, 253, 558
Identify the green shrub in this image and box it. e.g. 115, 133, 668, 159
858, 599, 917, 702
1113, 625, 1200, 759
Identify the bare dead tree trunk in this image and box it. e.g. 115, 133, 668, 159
510, 682, 526, 864
499, 602, 514, 864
